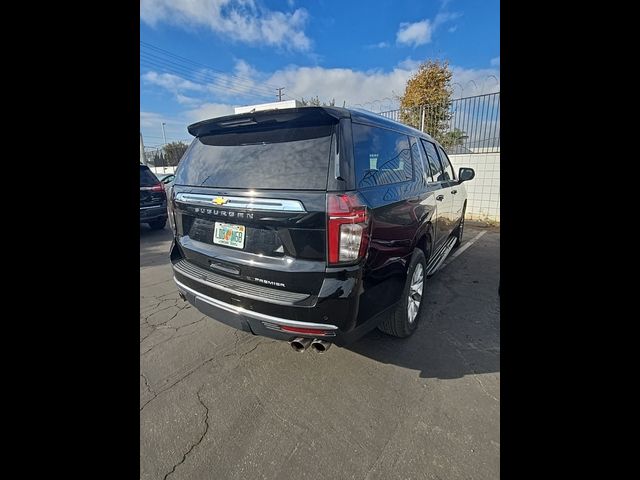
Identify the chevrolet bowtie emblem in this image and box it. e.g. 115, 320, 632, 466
212, 196, 228, 206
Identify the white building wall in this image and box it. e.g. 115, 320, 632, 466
149, 166, 177, 175
145, 155, 500, 223
450, 153, 500, 222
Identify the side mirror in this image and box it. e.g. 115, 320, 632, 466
458, 167, 475, 183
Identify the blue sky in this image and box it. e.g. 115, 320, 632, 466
140, 0, 500, 147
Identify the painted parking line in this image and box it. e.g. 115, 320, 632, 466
441, 231, 487, 269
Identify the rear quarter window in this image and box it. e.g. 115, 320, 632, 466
352, 123, 413, 188
140, 166, 159, 187
420, 140, 444, 183
436, 145, 456, 181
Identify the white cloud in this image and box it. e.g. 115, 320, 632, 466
142, 60, 271, 102
450, 66, 500, 97
184, 102, 236, 122
366, 41, 390, 49
396, 6, 461, 47
396, 20, 433, 47
141, 59, 500, 140
433, 11, 462, 27
490, 56, 500, 66
140, 0, 311, 51
142, 72, 207, 93
140, 111, 165, 128
396, 58, 422, 71
176, 94, 200, 105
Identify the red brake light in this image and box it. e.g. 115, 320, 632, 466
327, 193, 370, 265
151, 183, 164, 192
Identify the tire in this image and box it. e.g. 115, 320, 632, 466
453, 203, 466, 248
148, 218, 167, 230
378, 249, 427, 338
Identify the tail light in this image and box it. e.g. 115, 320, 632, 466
167, 186, 177, 234
327, 193, 370, 265
151, 183, 164, 192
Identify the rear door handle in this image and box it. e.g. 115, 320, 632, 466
451, 190, 457, 195
436, 195, 445, 201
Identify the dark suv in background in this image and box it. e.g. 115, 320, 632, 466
140, 164, 168, 230
168, 107, 475, 352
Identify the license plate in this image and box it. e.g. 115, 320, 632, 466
213, 222, 246, 249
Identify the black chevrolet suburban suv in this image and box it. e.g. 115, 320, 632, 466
168, 107, 475, 352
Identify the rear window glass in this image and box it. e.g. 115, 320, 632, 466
352, 123, 412, 188
140, 165, 159, 187
174, 125, 333, 190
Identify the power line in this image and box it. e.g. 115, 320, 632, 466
141, 41, 305, 100
140, 59, 274, 103
141, 42, 283, 91
140, 51, 279, 99
140, 41, 304, 101
140, 57, 276, 101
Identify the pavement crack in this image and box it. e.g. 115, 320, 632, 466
444, 332, 499, 404
141, 372, 155, 396
163, 388, 211, 480
224, 330, 242, 357
165, 303, 192, 323
238, 339, 277, 361
140, 355, 218, 413
472, 375, 499, 403
141, 328, 199, 356
140, 301, 180, 322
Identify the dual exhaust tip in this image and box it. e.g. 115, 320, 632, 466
290, 337, 331, 353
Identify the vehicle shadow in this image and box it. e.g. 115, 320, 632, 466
345, 280, 500, 380
140, 224, 173, 268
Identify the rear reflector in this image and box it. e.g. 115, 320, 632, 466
280, 326, 333, 336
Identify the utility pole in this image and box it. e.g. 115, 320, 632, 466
160, 123, 170, 173
276, 87, 284, 102
140, 132, 147, 166
161, 122, 168, 145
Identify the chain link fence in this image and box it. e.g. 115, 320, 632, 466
379, 92, 500, 154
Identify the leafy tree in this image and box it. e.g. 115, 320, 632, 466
440, 128, 469, 150
163, 142, 189, 167
398, 59, 453, 141
149, 150, 164, 167
299, 96, 336, 107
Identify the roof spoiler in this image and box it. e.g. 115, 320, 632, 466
187, 107, 349, 137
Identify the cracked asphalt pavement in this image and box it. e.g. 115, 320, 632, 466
140, 222, 500, 480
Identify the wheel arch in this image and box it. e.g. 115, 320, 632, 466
414, 222, 434, 263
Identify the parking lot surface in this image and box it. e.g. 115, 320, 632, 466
140, 222, 500, 480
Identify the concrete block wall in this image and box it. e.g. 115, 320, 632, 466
144, 156, 500, 223
149, 165, 177, 175
450, 152, 500, 222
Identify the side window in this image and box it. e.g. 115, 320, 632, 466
409, 136, 429, 184
353, 123, 413, 188
436, 145, 456, 181
420, 139, 443, 182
